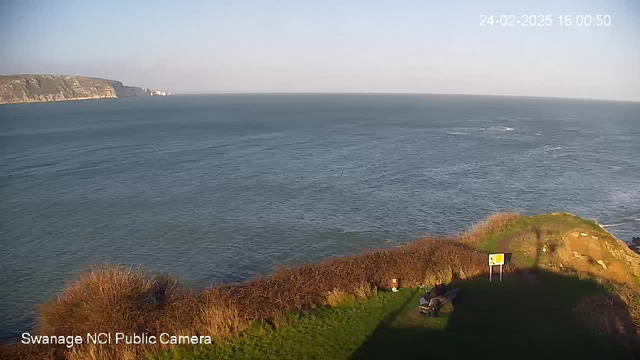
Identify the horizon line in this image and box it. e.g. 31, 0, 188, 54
169, 91, 640, 104
1, 73, 637, 104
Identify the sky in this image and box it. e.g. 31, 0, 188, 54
1, 0, 639, 101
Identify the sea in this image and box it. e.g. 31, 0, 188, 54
1, 94, 639, 340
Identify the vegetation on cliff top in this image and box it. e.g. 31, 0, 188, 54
0, 75, 117, 104
154, 272, 632, 360
0, 74, 161, 104
2, 212, 639, 360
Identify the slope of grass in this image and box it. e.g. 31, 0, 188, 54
470, 213, 637, 276
153, 289, 422, 360
153, 271, 633, 360
473, 213, 609, 251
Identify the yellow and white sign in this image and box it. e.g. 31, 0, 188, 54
489, 253, 505, 266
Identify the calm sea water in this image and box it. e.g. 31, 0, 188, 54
1, 94, 639, 340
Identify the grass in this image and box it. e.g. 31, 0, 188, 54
154, 270, 634, 360
3, 212, 638, 360
153, 289, 421, 360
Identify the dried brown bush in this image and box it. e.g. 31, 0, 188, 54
39, 266, 181, 337
4, 226, 490, 359
210, 237, 486, 323
459, 212, 522, 244
159, 288, 246, 341
326, 288, 353, 307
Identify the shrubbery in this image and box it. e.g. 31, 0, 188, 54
3, 213, 520, 360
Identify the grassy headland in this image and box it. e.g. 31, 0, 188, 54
3, 212, 639, 359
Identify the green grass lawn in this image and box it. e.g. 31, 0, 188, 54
152, 288, 422, 360
152, 269, 633, 360
475, 213, 603, 251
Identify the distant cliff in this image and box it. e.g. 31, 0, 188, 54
0, 75, 166, 105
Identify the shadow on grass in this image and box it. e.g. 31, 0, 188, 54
352, 226, 638, 359
350, 269, 638, 360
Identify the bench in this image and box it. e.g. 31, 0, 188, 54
419, 287, 461, 317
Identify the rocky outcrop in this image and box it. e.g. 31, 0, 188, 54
630, 237, 640, 255
510, 213, 640, 286
111, 81, 147, 98
0, 75, 163, 105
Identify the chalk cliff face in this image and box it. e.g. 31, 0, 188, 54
111, 81, 148, 98
0, 75, 160, 105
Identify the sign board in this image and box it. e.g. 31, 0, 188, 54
488, 253, 505, 282
489, 253, 504, 266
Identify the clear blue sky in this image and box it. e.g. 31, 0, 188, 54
1, 0, 639, 101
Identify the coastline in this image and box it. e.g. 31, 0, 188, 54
2, 212, 639, 359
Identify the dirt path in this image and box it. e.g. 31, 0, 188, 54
497, 233, 516, 253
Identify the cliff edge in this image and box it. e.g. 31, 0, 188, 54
0, 75, 165, 105
1, 212, 638, 360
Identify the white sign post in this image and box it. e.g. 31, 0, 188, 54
391, 278, 398, 292
488, 253, 505, 282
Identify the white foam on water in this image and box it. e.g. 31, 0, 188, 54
496, 116, 531, 121
446, 131, 469, 135
601, 223, 625, 228
489, 126, 514, 132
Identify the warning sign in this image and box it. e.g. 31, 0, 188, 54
489, 253, 505, 266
